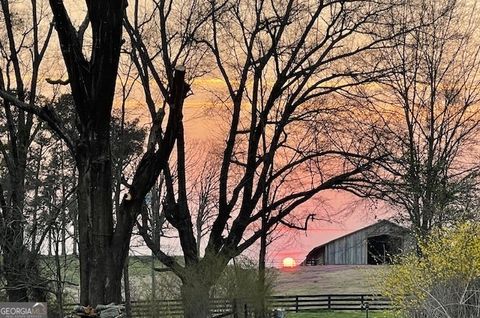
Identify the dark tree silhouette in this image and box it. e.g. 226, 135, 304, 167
0, 0, 409, 312
128, 0, 402, 316
0, 0, 185, 306
0, 0, 54, 302
350, 0, 480, 239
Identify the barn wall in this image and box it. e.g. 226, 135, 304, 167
324, 221, 411, 265
325, 229, 367, 264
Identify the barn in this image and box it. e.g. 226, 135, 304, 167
303, 220, 412, 265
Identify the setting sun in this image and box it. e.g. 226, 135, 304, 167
282, 257, 297, 268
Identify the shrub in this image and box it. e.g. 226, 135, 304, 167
212, 257, 277, 315
382, 222, 480, 318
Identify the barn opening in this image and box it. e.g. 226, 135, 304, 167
367, 234, 402, 264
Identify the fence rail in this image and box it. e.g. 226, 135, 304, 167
269, 294, 392, 312
68, 294, 392, 317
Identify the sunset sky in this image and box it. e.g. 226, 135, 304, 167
141, 190, 386, 267
30, 47, 387, 266
3, 0, 480, 311
177, 69, 397, 261
126, 78, 393, 267
250, 191, 390, 267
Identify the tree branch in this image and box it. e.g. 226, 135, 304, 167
0, 90, 75, 152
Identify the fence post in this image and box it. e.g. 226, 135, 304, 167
233, 299, 238, 318
328, 295, 331, 310
295, 296, 299, 312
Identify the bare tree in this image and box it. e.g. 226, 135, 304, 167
354, 0, 480, 238
130, 0, 402, 316
0, 0, 54, 301
113, 61, 145, 318
0, 0, 409, 311
0, 0, 186, 306
190, 151, 220, 256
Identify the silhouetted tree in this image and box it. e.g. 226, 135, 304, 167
129, 0, 401, 316
0, 0, 54, 302
352, 0, 480, 239
0, 0, 185, 305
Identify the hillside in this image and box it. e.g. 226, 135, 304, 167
273, 265, 387, 295
28, 256, 387, 303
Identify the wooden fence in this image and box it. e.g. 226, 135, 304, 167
269, 294, 392, 312
126, 294, 392, 317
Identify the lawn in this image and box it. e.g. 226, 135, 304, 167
286, 311, 398, 318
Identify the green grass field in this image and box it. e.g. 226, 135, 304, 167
287, 311, 398, 317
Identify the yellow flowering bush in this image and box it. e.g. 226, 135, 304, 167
382, 222, 480, 317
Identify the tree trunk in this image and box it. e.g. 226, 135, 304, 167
55, 234, 65, 318
76, 133, 122, 306
72, 201, 78, 257
28, 253, 47, 302
179, 254, 229, 318
257, 213, 268, 318
3, 180, 29, 302
123, 259, 132, 318
181, 279, 211, 318
4, 254, 28, 301
196, 221, 202, 258
3, 211, 28, 302
6, 284, 28, 302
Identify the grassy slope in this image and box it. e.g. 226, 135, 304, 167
273, 265, 387, 295
36, 256, 390, 305
49, 257, 388, 296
